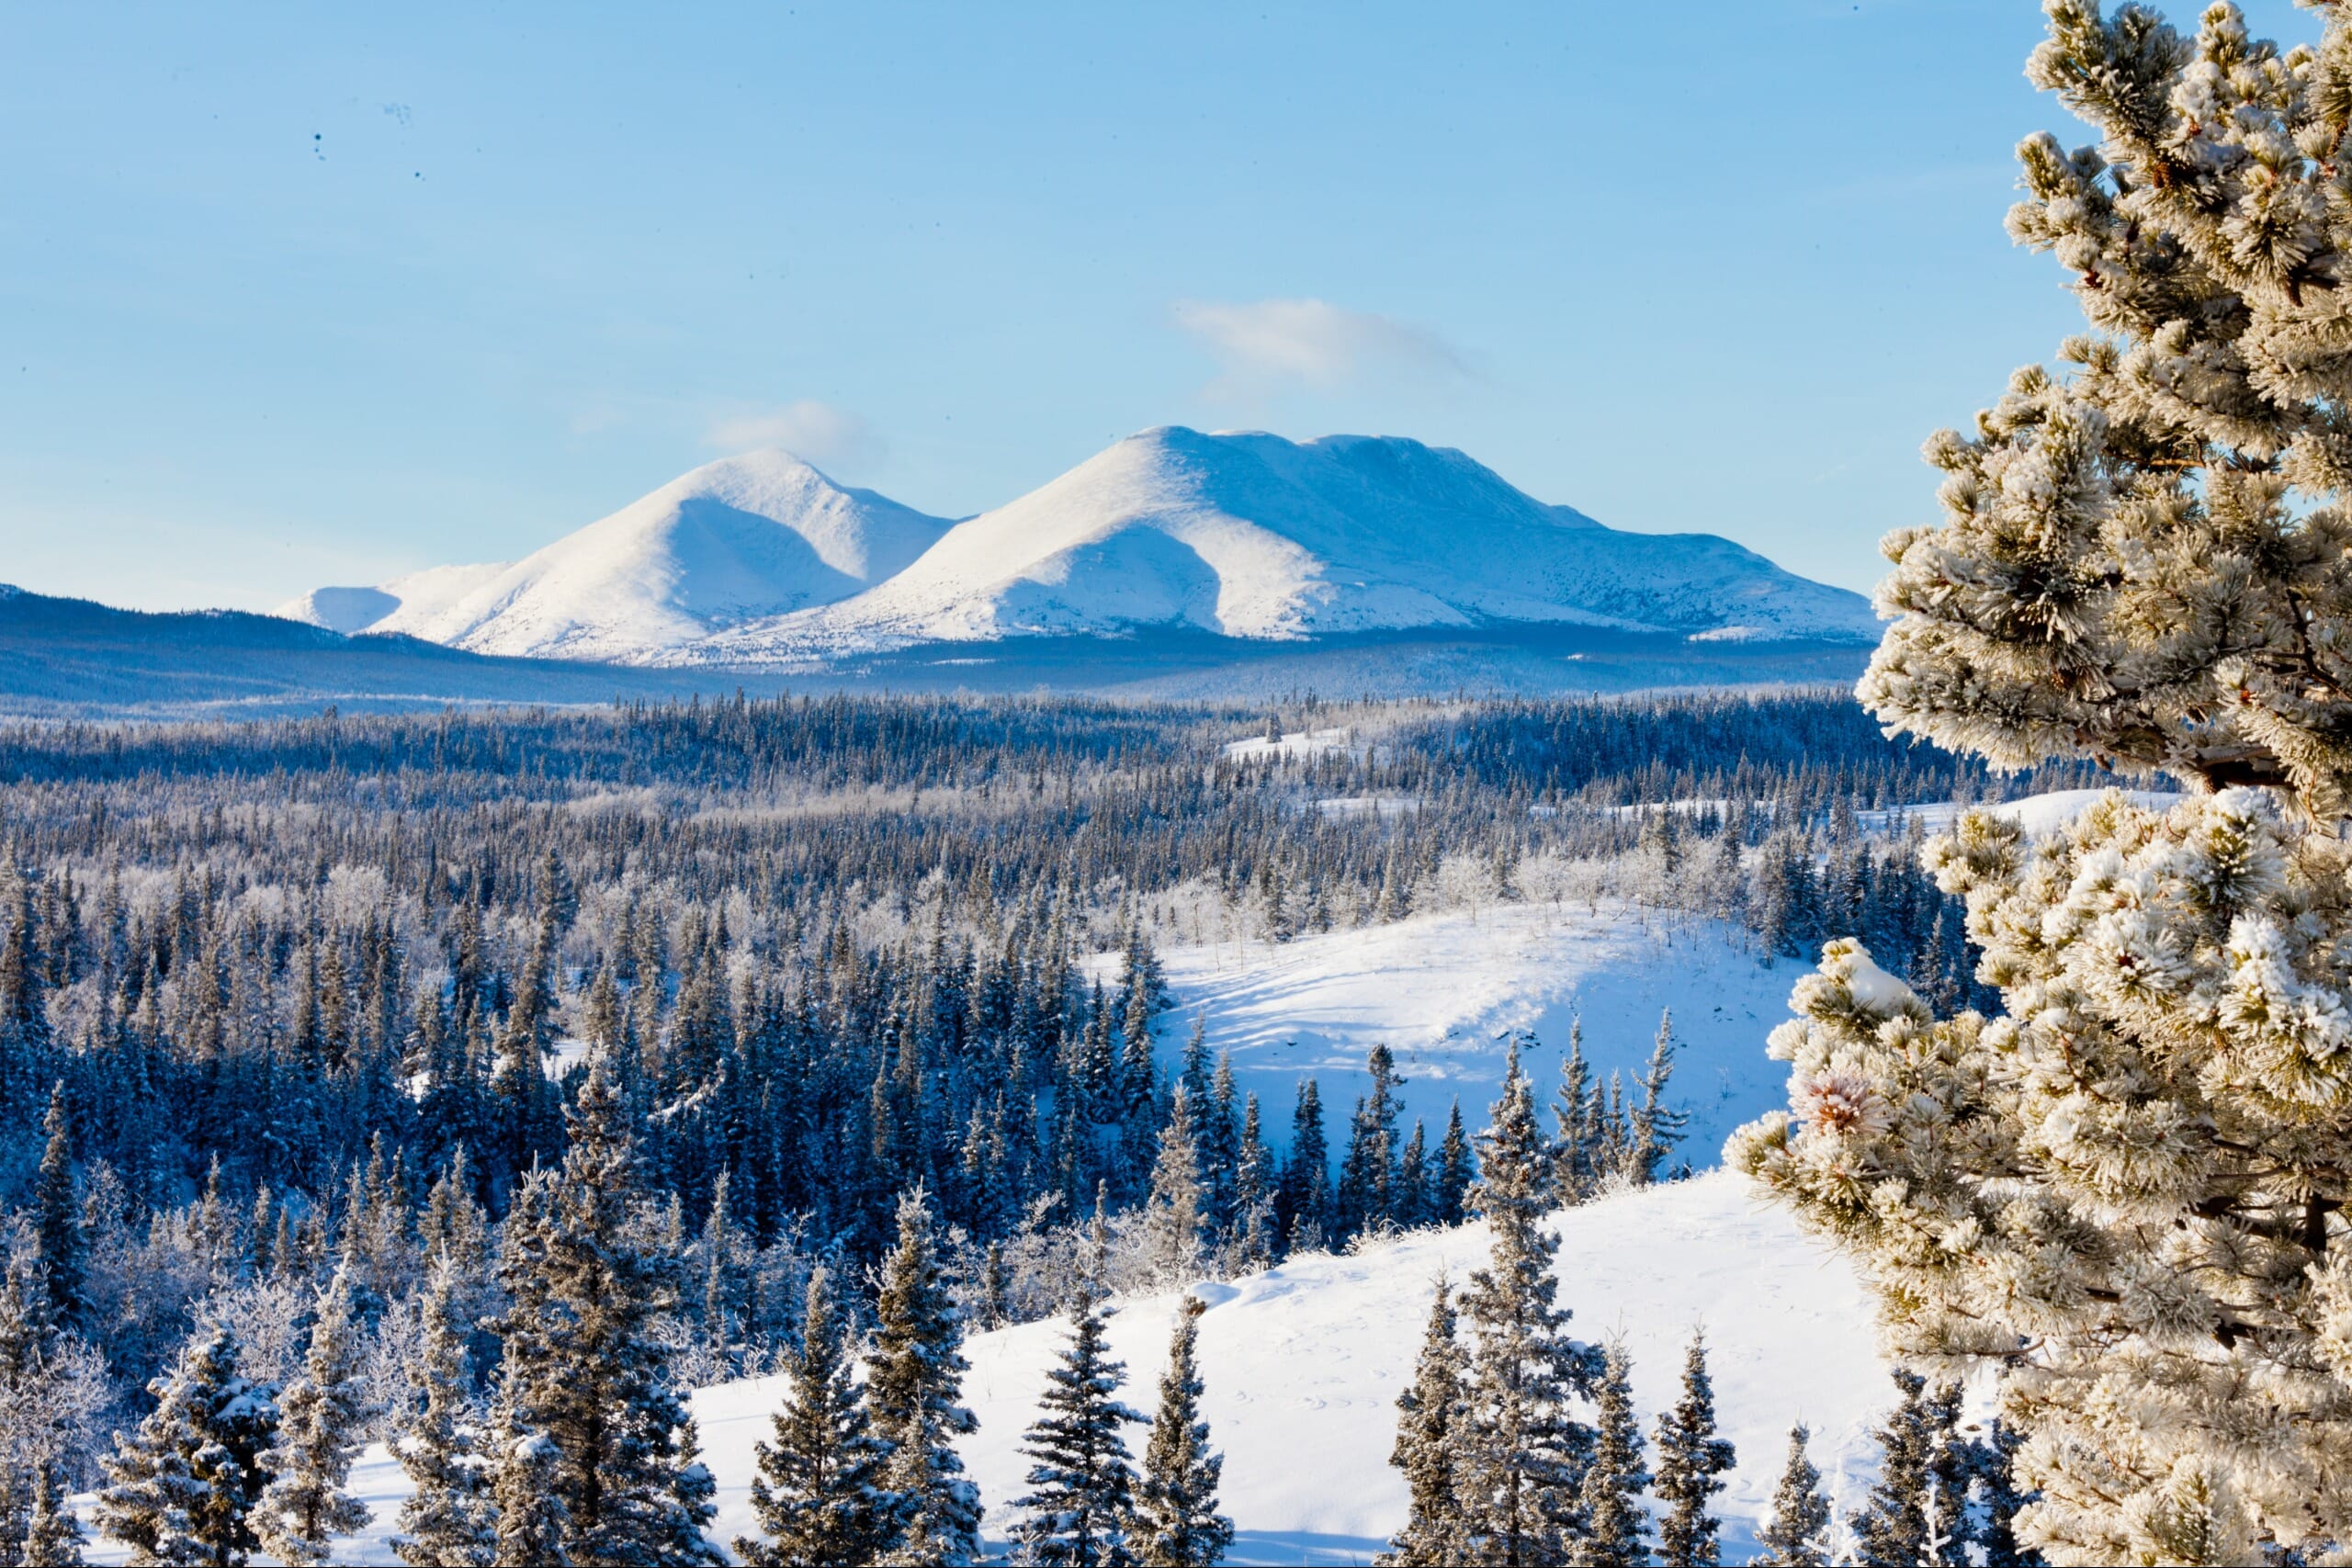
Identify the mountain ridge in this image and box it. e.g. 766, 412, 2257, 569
282, 429, 1879, 668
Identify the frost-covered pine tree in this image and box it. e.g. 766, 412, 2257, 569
1455, 1043, 1598, 1561
868, 1185, 983, 1566
1126, 1296, 1232, 1568
1572, 1339, 1652, 1568
1011, 1214, 1144, 1568
392, 1263, 494, 1568
1651, 1332, 1733, 1568
256, 1262, 377, 1565
736, 1267, 890, 1568
1727, 7, 2352, 1559
1753, 1425, 1831, 1568
1379, 1277, 1471, 1568
96, 1323, 279, 1568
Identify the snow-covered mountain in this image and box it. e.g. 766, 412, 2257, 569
278, 431, 1877, 671
698, 427, 1879, 661
274, 450, 954, 662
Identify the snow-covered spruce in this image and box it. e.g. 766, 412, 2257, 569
1010, 1212, 1146, 1567
94, 1324, 278, 1568
868, 1186, 984, 1566
1125, 1296, 1232, 1568
1453, 1044, 1599, 1561
734, 1267, 890, 1567
254, 1262, 376, 1565
390, 1262, 494, 1568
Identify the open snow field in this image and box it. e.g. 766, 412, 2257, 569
1098, 900, 1805, 1169
85, 1173, 1883, 1566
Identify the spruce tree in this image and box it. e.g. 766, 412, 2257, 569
1554, 1024, 1596, 1203
1623, 1011, 1685, 1186
1432, 1100, 1473, 1224
1227, 1093, 1277, 1271
1141, 1085, 1207, 1287
488, 1393, 571, 1568
1454, 1044, 1596, 1562
22, 1454, 84, 1568
1651, 1332, 1733, 1568
494, 1057, 720, 1566
30, 1085, 85, 1335
256, 1262, 377, 1565
1753, 1425, 1830, 1568
1379, 1277, 1470, 1567
1010, 1215, 1144, 1568
1126, 1297, 1232, 1568
1974, 1417, 2045, 1568
392, 1263, 494, 1568
1572, 1339, 1651, 1568
868, 1185, 982, 1566
1279, 1079, 1329, 1252
737, 1267, 889, 1568
96, 1324, 279, 1568
1728, 5, 2352, 1556
1849, 1371, 1936, 1568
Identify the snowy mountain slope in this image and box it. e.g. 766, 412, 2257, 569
82, 1174, 1890, 1568
276, 560, 510, 636
699, 429, 1879, 660
1091, 901, 1801, 1167
277, 451, 954, 662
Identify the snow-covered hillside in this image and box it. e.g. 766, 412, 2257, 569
274, 451, 952, 661
85, 1174, 1889, 1567
280, 430, 1878, 671
1093, 901, 1800, 1167
275, 562, 510, 636
703, 428, 1879, 660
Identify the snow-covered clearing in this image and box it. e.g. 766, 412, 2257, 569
86, 1173, 1886, 1566
1100, 901, 1802, 1168
1221, 726, 1355, 763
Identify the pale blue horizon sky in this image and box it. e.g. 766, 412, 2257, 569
0, 1, 2312, 612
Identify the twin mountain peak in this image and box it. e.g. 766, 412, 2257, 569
276, 427, 1879, 668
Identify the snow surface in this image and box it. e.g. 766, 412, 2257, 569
703, 429, 1881, 661
1099, 901, 1802, 1168
276, 451, 952, 662
85, 1174, 1888, 1567
1222, 726, 1356, 762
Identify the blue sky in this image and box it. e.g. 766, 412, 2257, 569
0, 0, 2313, 611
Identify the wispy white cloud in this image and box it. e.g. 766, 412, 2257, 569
1170, 298, 1470, 395
704, 400, 884, 471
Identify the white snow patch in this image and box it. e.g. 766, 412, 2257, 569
1223, 726, 1353, 762
1102, 902, 1800, 1166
